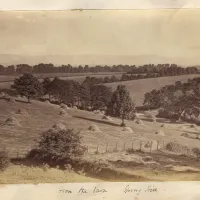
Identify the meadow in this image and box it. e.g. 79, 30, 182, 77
105, 74, 200, 106
1, 97, 200, 182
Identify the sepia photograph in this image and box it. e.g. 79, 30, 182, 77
1, 9, 200, 183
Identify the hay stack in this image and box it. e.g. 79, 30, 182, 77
135, 119, 144, 125
93, 110, 101, 114
181, 133, 189, 138
59, 109, 68, 116
190, 124, 198, 129
73, 106, 78, 109
45, 100, 50, 104
0, 92, 5, 98
122, 127, 133, 133
3, 117, 20, 127
88, 124, 100, 132
7, 96, 15, 103
102, 115, 113, 121
155, 130, 165, 136
147, 114, 156, 122
160, 124, 167, 128
16, 108, 28, 116
60, 104, 69, 110
52, 123, 66, 131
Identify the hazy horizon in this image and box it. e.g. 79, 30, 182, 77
1, 10, 200, 66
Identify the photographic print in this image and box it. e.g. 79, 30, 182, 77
1, 10, 200, 183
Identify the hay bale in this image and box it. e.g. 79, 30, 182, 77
155, 130, 165, 136
190, 124, 198, 128
0, 92, 5, 98
160, 124, 167, 128
146, 114, 156, 122
102, 115, 113, 121
15, 108, 28, 116
3, 117, 20, 127
135, 119, 144, 125
88, 124, 100, 132
73, 106, 78, 109
181, 132, 189, 138
7, 96, 15, 103
122, 127, 133, 133
59, 109, 68, 116
60, 104, 68, 110
52, 123, 66, 131
45, 100, 50, 104
93, 110, 101, 114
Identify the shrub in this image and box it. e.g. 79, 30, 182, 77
30, 128, 86, 162
0, 150, 10, 171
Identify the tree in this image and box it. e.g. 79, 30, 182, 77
42, 77, 52, 99
47, 77, 66, 103
80, 83, 91, 110
106, 85, 135, 126
90, 85, 112, 110
11, 73, 43, 103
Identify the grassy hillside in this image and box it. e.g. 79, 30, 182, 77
1, 98, 200, 182
105, 74, 200, 106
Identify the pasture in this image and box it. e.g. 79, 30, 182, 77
1, 98, 200, 182
105, 74, 200, 106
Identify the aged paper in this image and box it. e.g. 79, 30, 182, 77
0, 1, 200, 199
0, 0, 200, 10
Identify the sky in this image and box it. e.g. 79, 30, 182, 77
0, 10, 200, 66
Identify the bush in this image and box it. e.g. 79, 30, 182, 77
29, 128, 86, 163
0, 150, 10, 171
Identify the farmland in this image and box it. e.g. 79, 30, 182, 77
1, 98, 200, 182
0, 72, 123, 89
105, 74, 200, 106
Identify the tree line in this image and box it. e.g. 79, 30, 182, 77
144, 77, 200, 121
122, 65, 198, 81
0, 63, 199, 75
10, 73, 135, 126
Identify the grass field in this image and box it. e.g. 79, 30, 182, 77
1, 98, 200, 182
105, 74, 200, 106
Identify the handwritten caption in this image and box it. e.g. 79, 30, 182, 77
58, 185, 158, 196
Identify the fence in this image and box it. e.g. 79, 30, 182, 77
84, 139, 167, 155
8, 140, 168, 159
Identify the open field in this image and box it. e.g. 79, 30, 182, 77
0, 72, 123, 89
1, 98, 200, 182
105, 74, 200, 106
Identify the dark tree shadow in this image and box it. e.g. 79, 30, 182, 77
73, 116, 120, 127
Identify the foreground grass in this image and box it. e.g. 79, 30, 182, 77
0, 165, 101, 184
1, 164, 200, 183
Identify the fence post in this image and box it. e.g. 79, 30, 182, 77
116, 142, 118, 151
132, 142, 134, 151
123, 142, 126, 151
139, 141, 142, 151
106, 143, 108, 153
150, 141, 153, 152
157, 141, 159, 150
96, 145, 99, 154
